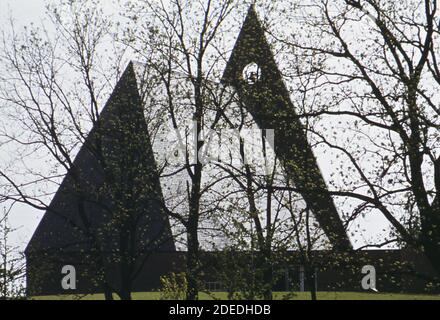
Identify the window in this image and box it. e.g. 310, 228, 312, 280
243, 62, 261, 85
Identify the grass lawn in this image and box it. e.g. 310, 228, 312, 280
32, 291, 440, 300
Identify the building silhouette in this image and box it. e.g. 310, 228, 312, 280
26, 6, 438, 296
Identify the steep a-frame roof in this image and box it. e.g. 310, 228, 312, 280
26, 62, 175, 255
223, 6, 352, 251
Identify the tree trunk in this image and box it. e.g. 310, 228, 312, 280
306, 268, 317, 301
420, 237, 440, 282
119, 287, 132, 300
186, 150, 202, 300
419, 203, 440, 281
261, 249, 273, 300
186, 225, 200, 300
103, 283, 114, 300
119, 227, 133, 301
119, 263, 132, 300
262, 268, 273, 300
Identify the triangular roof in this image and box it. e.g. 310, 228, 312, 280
26, 62, 175, 255
223, 6, 352, 251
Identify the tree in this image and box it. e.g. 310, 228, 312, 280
123, 0, 239, 300
124, 1, 352, 299
0, 1, 173, 300
273, 0, 440, 280
0, 207, 25, 299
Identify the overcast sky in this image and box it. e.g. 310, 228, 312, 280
0, 0, 48, 248
0, 0, 46, 26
